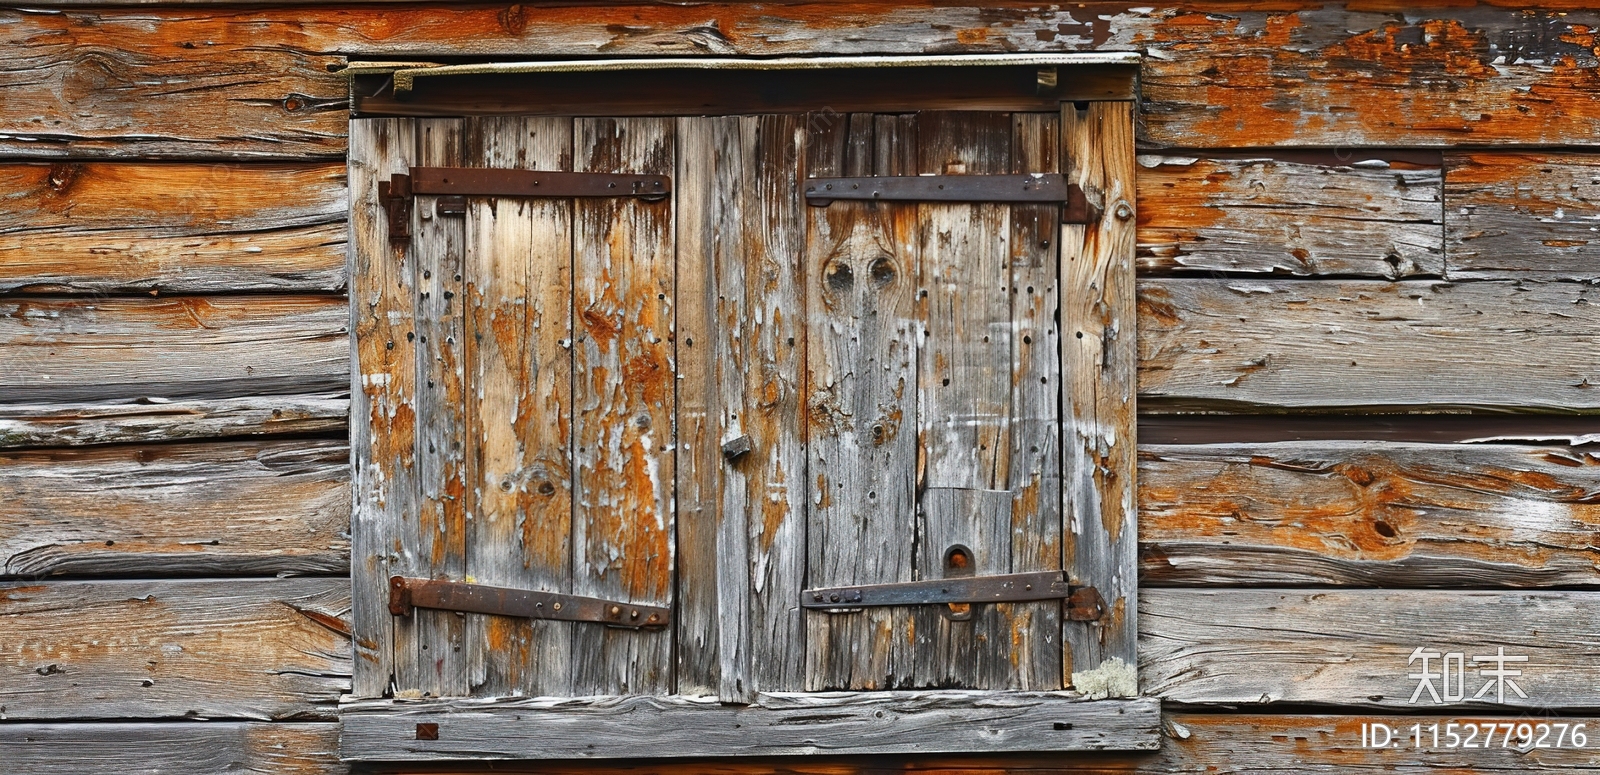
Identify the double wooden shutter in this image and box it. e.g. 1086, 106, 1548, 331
349, 96, 1146, 758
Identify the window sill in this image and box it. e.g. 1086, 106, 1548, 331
340, 691, 1161, 762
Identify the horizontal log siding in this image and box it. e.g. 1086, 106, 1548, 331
0, 162, 347, 295
1446, 153, 1600, 282
0, 723, 344, 775
0, 295, 348, 404
0, 394, 348, 449
5, 4, 1600, 159
1140, 443, 1600, 588
0, 578, 350, 720
1137, 279, 1599, 413
1137, 154, 1443, 279
0, 440, 349, 579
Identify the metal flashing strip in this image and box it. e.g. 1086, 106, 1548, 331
339, 52, 1142, 93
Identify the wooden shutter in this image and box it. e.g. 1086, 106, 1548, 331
347, 98, 1150, 760
802, 111, 1064, 691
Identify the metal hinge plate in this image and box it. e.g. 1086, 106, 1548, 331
804, 174, 1096, 223
802, 571, 1105, 621
388, 576, 670, 630
379, 167, 672, 245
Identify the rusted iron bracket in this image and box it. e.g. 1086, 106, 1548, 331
388, 576, 670, 630
802, 571, 1104, 621
378, 167, 672, 244
804, 174, 1095, 223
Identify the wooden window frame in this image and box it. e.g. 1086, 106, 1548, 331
343, 53, 1149, 764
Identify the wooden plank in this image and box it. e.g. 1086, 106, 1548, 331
1137, 279, 1600, 413
1060, 102, 1139, 695
1137, 155, 1444, 278
0, 296, 348, 405
571, 117, 676, 696
348, 117, 415, 699
0, 578, 349, 720
1144, 589, 1600, 710
1, 439, 348, 579
0, 722, 344, 775
1136, 6, 1600, 148
339, 693, 1161, 761
364, 713, 1600, 773
0, 393, 347, 449
1008, 111, 1064, 691
1446, 152, 1600, 281
1141, 442, 1600, 588
675, 115, 746, 700
804, 113, 919, 691
0, 162, 346, 294
463, 116, 575, 699
10, 6, 1600, 156
677, 114, 809, 699
0, 9, 345, 159
352, 64, 1133, 118
395, 118, 468, 699
740, 114, 809, 695
1138, 414, 1600, 445
913, 111, 1045, 690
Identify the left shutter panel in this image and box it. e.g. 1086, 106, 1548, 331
355, 116, 679, 701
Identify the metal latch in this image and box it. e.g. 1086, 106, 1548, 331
802, 571, 1105, 622
379, 167, 673, 245
388, 576, 669, 630
803, 173, 1097, 223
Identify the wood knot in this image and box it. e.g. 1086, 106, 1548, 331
46, 163, 82, 194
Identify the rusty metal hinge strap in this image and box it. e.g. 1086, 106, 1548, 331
802, 571, 1104, 621
804, 174, 1095, 223
388, 576, 670, 630
411, 167, 671, 200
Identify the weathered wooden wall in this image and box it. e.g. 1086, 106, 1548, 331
2, 2, 1597, 772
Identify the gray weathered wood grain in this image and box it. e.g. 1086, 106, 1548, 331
0, 296, 348, 404
1143, 589, 1600, 710
0, 162, 346, 294
1137, 155, 1443, 278
1141, 442, 1600, 588
1138, 279, 1600, 413
463, 116, 576, 699
395, 118, 469, 699
0, 578, 350, 720
913, 111, 1053, 690
348, 117, 414, 698
1007, 111, 1065, 690
339, 692, 1161, 760
0, 722, 344, 775
1061, 102, 1140, 692
1, 440, 348, 579
0, 394, 347, 449
676, 115, 750, 701
1446, 152, 1600, 281
804, 113, 918, 691
571, 117, 676, 696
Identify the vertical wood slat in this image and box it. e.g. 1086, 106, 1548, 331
675, 115, 747, 700
804, 113, 919, 691
912, 111, 1029, 689
1061, 102, 1139, 694
743, 113, 809, 694
1009, 112, 1065, 690
349, 118, 416, 698
400, 118, 470, 698
465, 116, 576, 698
572, 117, 676, 696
